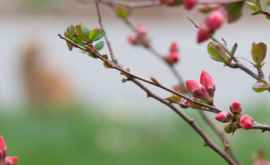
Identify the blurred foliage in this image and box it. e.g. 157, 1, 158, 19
23, 0, 64, 11
0, 104, 269, 165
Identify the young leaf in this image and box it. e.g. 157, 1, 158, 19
225, 1, 245, 23
89, 28, 105, 42
258, 0, 270, 20
81, 24, 91, 41
246, 1, 261, 13
224, 123, 236, 134
208, 42, 223, 62
95, 41, 105, 51
115, 5, 130, 19
207, 42, 230, 63
166, 95, 181, 104
260, 0, 270, 15
251, 42, 267, 66
252, 81, 270, 93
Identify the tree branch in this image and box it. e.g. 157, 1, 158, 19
198, 111, 239, 164
58, 33, 237, 164
131, 79, 237, 165
103, 7, 238, 162
59, 35, 270, 165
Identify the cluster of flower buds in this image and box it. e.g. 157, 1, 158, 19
165, 42, 180, 65
215, 101, 254, 132
128, 25, 149, 47
197, 9, 226, 43
0, 136, 18, 165
185, 70, 215, 103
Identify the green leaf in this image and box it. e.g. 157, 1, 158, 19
89, 28, 105, 42
225, 1, 245, 23
81, 25, 91, 39
64, 25, 79, 50
208, 42, 223, 62
252, 81, 270, 93
165, 95, 181, 104
175, 0, 182, 5
95, 41, 105, 51
260, 0, 270, 14
246, 1, 261, 13
251, 42, 267, 66
207, 42, 230, 63
115, 5, 129, 19
224, 124, 234, 134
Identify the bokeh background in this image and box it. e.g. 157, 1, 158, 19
0, 0, 270, 164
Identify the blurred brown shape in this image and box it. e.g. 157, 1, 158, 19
21, 40, 74, 106
253, 150, 270, 165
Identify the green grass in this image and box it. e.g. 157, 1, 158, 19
0, 104, 269, 165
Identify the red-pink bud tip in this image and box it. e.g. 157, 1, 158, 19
127, 35, 137, 45
186, 80, 209, 99
136, 24, 147, 36
186, 80, 201, 93
5, 156, 18, 165
166, 51, 179, 64
0, 136, 7, 159
169, 41, 179, 53
240, 115, 254, 129
230, 100, 242, 113
215, 112, 230, 122
200, 70, 215, 95
183, 0, 198, 10
206, 10, 225, 31
197, 24, 211, 43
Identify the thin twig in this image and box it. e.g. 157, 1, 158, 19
100, 0, 162, 9
252, 122, 270, 132
119, 13, 183, 86
95, 0, 118, 64
199, 111, 239, 164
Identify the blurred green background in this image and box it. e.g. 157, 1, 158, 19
1, 103, 270, 165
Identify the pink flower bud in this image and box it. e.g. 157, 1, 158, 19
183, 0, 197, 10
169, 41, 179, 53
166, 51, 179, 64
127, 35, 138, 45
0, 136, 7, 159
136, 24, 147, 37
186, 80, 201, 93
215, 112, 231, 122
186, 80, 208, 99
200, 70, 215, 96
197, 24, 211, 43
230, 100, 242, 113
5, 156, 18, 165
240, 115, 254, 129
206, 10, 225, 31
